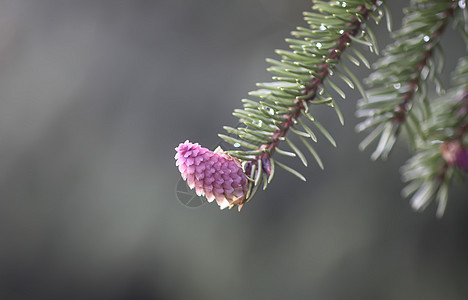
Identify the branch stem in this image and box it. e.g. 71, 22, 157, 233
255, 2, 377, 166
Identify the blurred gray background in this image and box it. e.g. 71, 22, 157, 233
0, 1, 467, 299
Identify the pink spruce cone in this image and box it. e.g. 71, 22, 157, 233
440, 140, 468, 171
175, 140, 249, 211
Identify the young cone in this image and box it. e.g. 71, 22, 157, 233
175, 140, 249, 211
441, 140, 468, 171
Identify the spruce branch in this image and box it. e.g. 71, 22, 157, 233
356, 0, 459, 160
402, 57, 468, 217
174, 0, 467, 214
216, 0, 385, 208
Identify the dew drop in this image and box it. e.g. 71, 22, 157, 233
459, 0, 466, 8
320, 25, 327, 31
234, 143, 241, 148
423, 35, 430, 42
316, 42, 323, 49
393, 83, 401, 89
264, 107, 275, 115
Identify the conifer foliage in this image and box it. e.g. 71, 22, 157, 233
175, 0, 467, 215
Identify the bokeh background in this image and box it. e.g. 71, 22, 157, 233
0, 1, 467, 299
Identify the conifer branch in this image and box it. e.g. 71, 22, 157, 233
402, 57, 468, 217
356, 0, 459, 160
218, 0, 385, 205
175, 0, 467, 214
